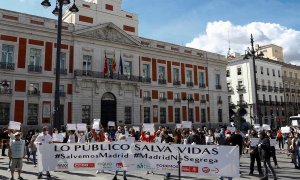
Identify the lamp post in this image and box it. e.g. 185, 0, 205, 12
243, 34, 264, 126
183, 96, 194, 121
41, 0, 78, 130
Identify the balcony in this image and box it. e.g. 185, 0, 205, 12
186, 82, 194, 87
159, 97, 167, 102
54, 68, 67, 75
276, 101, 281, 106
291, 89, 295, 93
158, 79, 167, 85
27, 90, 40, 96
200, 99, 206, 104
217, 100, 223, 104
0, 62, 15, 70
143, 97, 151, 101
256, 85, 261, 90
263, 101, 270, 106
269, 101, 275, 106
285, 88, 290, 92
236, 85, 245, 92
229, 102, 236, 109
174, 98, 181, 102
0, 88, 12, 95
173, 80, 181, 86
262, 85, 267, 91
237, 100, 247, 107
228, 86, 233, 92
199, 83, 206, 88
268, 86, 273, 92
141, 77, 151, 83
216, 85, 222, 90
74, 70, 142, 83
59, 92, 66, 97
258, 100, 263, 105
279, 88, 284, 93
274, 87, 278, 92
28, 65, 42, 73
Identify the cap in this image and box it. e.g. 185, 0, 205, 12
14, 132, 21, 136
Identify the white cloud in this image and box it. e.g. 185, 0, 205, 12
186, 21, 300, 64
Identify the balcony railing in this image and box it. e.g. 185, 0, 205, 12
141, 77, 151, 83
297, 90, 300, 94
256, 85, 261, 90
263, 101, 270, 106
279, 88, 284, 93
229, 102, 236, 109
217, 100, 223, 104
199, 83, 206, 88
158, 79, 167, 85
173, 80, 181, 86
28, 65, 42, 73
276, 102, 281, 106
159, 97, 167, 102
74, 70, 142, 83
236, 85, 245, 92
200, 99, 206, 104
274, 87, 278, 92
237, 100, 247, 107
59, 92, 66, 97
54, 68, 68, 75
216, 85, 222, 89
174, 98, 181, 102
285, 88, 290, 92
143, 97, 151, 101
269, 101, 274, 105
0, 88, 12, 95
291, 89, 295, 93
262, 85, 267, 91
27, 90, 40, 96
268, 86, 273, 92
186, 82, 194, 87
0, 62, 15, 70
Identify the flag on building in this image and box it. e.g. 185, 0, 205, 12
104, 50, 108, 76
118, 54, 123, 75
112, 51, 117, 72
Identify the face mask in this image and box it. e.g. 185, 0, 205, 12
226, 134, 231, 138
44, 131, 48, 135
145, 135, 150, 138
105, 134, 108, 138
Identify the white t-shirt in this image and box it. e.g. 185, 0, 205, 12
34, 133, 52, 144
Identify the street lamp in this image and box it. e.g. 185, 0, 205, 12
41, 0, 79, 130
183, 96, 194, 121
243, 34, 264, 126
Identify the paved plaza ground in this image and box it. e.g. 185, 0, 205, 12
0, 148, 299, 180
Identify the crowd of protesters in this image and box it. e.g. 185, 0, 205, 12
0, 124, 300, 180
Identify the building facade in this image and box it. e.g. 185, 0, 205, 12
0, 0, 229, 130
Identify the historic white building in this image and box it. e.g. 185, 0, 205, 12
0, 0, 228, 129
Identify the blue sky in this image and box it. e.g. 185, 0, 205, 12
1, 0, 300, 62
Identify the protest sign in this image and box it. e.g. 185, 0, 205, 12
133, 126, 140, 132
250, 138, 276, 147
292, 120, 299, 126
52, 133, 64, 142
176, 124, 182, 129
281, 127, 290, 133
143, 123, 155, 132
262, 124, 270, 130
254, 124, 262, 132
76, 124, 87, 131
37, 142, 239, 177
67, 124, 77, 131
108, 121, 115, 127
226, 126, 236, 132
182, 121, 192, 129
205, 136, 214, 144
92, 119, 100, 130
8, 121, 21, 130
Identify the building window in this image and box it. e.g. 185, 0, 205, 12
0, 103, 10, 125
199, 72, 205, 87
218, 109, 222, 122
272, 69, 275, 76
144, 91, 150, 98
142, 64, 150, 79
278, 70, 281, 77
60, 52, 66, 70
124, 106, 132, 124
269, 95, 272, 101
29, 48, 41, 68
237, 67, 242, 75
289, 72, 292, 78
27, 103, 38, 125
201, 108, 206, 123
188, 108, 194, 122
175, 108, 180, 123
82, 105, 91, 125
160, 107, 166, 124
83, 55, 92, 74
263, 94, 265, 101
275, 95, 278, 102
226, 70, 230, 77
295, 73, 298, 79
158, 66, 166, 80
174, 93, 180, 101
260, 66, 263, 74
267, 68, 269, 76
159, 92, 166, 101
186, 70, 193, 83
280, 96, 283, 102
124, 61, 132, 78
144, 107, 150, 123
28, 83, 39, 95
173, 68, 180, 82
1, 44, 14, 63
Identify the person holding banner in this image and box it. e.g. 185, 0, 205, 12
35, 126, 52, 179
249, 130, 263, 176
28, 129, 39, 167
8, 132, 25, 180
291, 132, 300, 169
113, 135, 127, 180
267, 130, 279, 168
258, 131, 277, 180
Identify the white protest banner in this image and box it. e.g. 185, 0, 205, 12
143, 123, 155, 133
262, 124, 270, 130
8, 121, 21, 130
176, 124, 182, 129
250, 138, 260, 146
92, 119, 100, 130
270, 139, 276, 147
127, 137, 135, 143
281, 127, 290, 133
108, 121, 115, 127
67, 124, 77, 131
76, 124, 87, 131
182, 121, 192, 129
292, 120, 299, 127
37, 142, 239, 177
205, 136, 214, 144
52, 133, 64, 142
226, 126, 236, 132
133, 126, 140, 132
254, 124, 262, 132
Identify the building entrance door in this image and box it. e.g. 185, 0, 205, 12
101, 92, 116, 128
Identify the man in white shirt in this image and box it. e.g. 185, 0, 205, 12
8, 132, 25, 180
34, 126, 52, 179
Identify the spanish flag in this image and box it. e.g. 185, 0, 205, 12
112, 51, 117, 72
